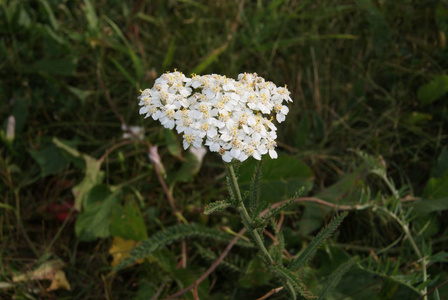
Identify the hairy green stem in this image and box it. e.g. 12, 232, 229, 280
228, 165, 273, 262
227, 165, 296, 299
378, 206, 427, 300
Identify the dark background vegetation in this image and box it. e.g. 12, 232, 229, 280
1, 0, 448, 299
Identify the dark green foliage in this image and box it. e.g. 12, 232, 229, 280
270, 265, 316, 299
203, 199, 232, 215
115, 223, 253, 270
290, 212, 348, 271
318, 257, 357, 300
193, 242, 242, 274
358, 255, 423, 295
254, 198, 295, 229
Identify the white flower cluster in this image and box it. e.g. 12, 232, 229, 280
138, 71, 292, 162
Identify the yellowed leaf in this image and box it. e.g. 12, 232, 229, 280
12, 259, 71, 291
109, 236, 144, 268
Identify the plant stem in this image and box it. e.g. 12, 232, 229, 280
378, 206, 427, 300
227, 165, 296, 298
228, 165, 273, 263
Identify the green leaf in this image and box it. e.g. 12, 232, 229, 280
270, 265, 315, 300
83, 0, 98, 34
38, 0, 59, 30
29, 144, 67, 177
204, 200, 232, 215
110, 200, 148, 240
239, 154, 314, 205
318, 257, 357, 300
171, 151, 201, 183
401, 111, 433, 127
290, 212, 348, 271
194, 242, 241, 273
298, 168, 365, 235
416, 169, 448, 213
255, 197, 295, 228
163, 128, 182, 159
428, 252, 448, 264
424, 172, 448, 199
432, 147, 448, 178
417, 75, 448, 105
434, 288, 440, 300
239, 256, 272, 288
53, 137, 105, 210
190, 43, 228, 74
115, 223, 252, 270
171, 266, 210, 299
66, 86, 92, 104
135, 279, 157, 300
162, 38, 176, 70
75, 185, 120, 241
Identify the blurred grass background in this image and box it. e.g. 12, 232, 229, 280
1, 0, 448, 299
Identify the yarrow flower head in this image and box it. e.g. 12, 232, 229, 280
138, 71, 293, 162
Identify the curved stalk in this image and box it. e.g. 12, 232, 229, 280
227, 165, 296, 299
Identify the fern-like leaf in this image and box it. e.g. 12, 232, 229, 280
193, 242, 242, 273
289, 212, 348, 271
254, 198, 295, 229
270, 265, 316, 299
204, 200, 232, 215
115, 223, 252, 271
318, 257, 357, 300
359, 256, 422, 294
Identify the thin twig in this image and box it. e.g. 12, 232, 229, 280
192, 281, 199, 300
99, 140, 134, 164
263, 230, 293, 259
167, 228, 245, 299
417, 279, 448, 300
256, 286, 284, 300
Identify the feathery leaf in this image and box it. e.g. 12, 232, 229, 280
204, 200, 232, 215
254, 198, 295, 229
318, 257, 357, 300
289, 212, 348, 271
270, 265, 316, 299
193, 242, 242, 273
115, 223, 252, 271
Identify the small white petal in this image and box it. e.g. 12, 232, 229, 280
230, 148, 241, 158
253, 151, 262, 160
139, 106, 149, 115
222, 152, 232, 162
276, 113, 286, 123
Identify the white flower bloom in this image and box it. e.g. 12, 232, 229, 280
138, 71, 292, 162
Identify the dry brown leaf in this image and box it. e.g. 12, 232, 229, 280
12, 259, 71, 291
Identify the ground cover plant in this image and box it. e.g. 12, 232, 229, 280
1, 0, 448, 299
